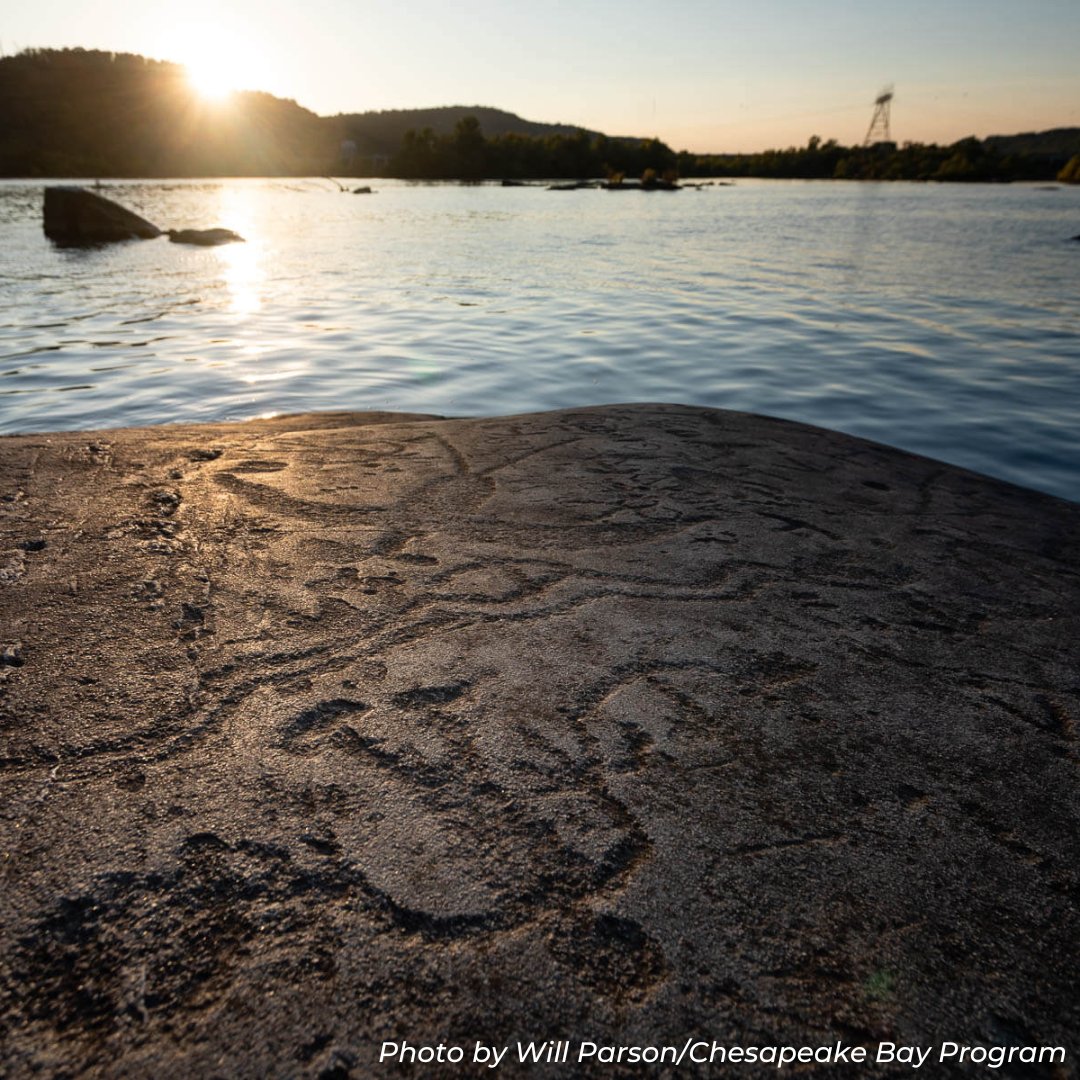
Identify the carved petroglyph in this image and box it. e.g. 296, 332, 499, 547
1, 406, 1078, 1077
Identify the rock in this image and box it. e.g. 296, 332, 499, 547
43, 186, 162, 245
0, 641, 23, 666
351, 186, 374, 194
603, 178, 681, 191
0, 405, 1077, 1077
42, 188, 244, 248
0, 550, 25, 584
166, 227, 244, 246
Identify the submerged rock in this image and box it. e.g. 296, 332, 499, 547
166, 227, 244, 246
43, 186, 162, 245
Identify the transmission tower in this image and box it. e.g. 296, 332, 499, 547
863, 87, 894, 146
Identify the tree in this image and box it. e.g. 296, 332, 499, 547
453, 116, 486, 179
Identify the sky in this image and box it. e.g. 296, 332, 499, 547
4, 0, 1079, 152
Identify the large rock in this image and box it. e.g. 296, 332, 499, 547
42, 186, 162, 245
0, 405, 1077, 1078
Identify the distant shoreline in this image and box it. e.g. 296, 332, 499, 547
3, 175, 1077, 188
3, 50, 1078, 185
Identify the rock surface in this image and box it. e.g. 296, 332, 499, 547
0, 405, 1077, 1078
43, 187, 162, 245
166, 228, 245, 246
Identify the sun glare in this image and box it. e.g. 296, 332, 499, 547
186, 60, 236, 101
182, 34, 266, 103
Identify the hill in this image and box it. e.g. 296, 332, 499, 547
0, 49, 616, 178
984, 127, 1080, 165
0, 48, 334, 176
330, 105, 603, 161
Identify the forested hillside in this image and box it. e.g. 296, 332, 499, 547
0, 49, 619, 177
335, 105, 605, 160
0, 49, 333, 176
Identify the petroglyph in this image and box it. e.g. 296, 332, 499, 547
1, 405, 1077, 1077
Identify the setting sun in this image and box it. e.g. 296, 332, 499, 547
179, 31, 267, 102
186, 57, 237, 101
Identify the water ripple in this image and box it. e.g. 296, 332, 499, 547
1, 178, 1078, 499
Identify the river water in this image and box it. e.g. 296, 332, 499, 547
2, 178, 1078, 500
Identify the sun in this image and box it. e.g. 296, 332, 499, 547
180, 32, 266, 103
186, 57, 238, 101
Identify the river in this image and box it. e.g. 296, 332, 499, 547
2, 177, 1078, 499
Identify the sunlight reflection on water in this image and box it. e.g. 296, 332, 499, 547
221, 241, 262, 316
215, 185, 263, 315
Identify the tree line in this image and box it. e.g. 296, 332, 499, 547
388, 118, 677, 180
389, 125, 1080, 184
677, 136, 1080, 183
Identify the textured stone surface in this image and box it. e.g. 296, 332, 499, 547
0, 404, 1077, 1078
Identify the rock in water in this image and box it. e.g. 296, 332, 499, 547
167, 228, 245, 246
43, 186, 162, 245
